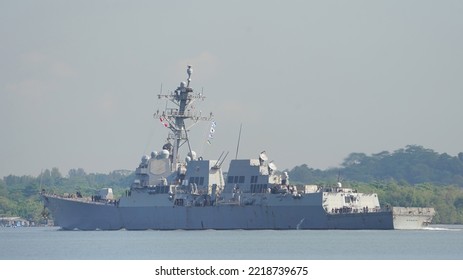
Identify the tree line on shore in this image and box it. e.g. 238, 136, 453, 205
1, 145, 463, 224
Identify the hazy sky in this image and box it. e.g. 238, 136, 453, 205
1, 0, 462, 177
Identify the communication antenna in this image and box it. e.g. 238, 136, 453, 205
215, 151, 229, 169
183, 125, 194, 160
235, 123, 242, 159
268, 161, 277, 174
259, 151, 268, 162
187, 65, 193, 87
216, 151, 225, 163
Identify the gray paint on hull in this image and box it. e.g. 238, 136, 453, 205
44, 195, 395, 230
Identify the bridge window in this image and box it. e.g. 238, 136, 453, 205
228, 176, 245, 184
189, 177, 205, 186
156, 185, 170, 193
251, 176, 258, 183
251, 184, 268, 193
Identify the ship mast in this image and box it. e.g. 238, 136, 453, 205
154, 66, 213, 172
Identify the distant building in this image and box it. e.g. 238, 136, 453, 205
0, 216, 31, 227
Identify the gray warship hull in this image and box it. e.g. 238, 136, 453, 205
42, 194, 434, 230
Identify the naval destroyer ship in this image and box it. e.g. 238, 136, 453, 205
42, 66, 435, 230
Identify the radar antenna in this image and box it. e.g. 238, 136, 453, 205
153, 66, 213, 172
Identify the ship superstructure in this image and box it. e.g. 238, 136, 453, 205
135, 65, 215, 186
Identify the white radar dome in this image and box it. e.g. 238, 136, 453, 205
161, 149, 170, 158
268, 162, 277, 171
141, 155, 150, 163
188, 151, 197, 160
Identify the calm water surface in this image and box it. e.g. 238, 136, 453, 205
1, 225, 462, 260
